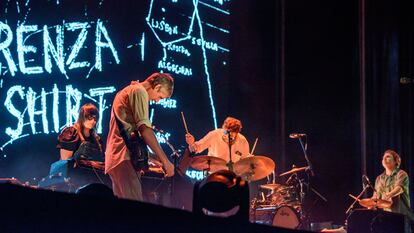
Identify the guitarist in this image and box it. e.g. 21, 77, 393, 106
105, 73, 175, 201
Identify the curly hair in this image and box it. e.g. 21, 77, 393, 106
384, 149, 401, 168
222, 117, 242, 133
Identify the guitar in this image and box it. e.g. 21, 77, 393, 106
126, 129, 149, 171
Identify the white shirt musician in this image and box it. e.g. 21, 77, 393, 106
185, 117, 250, 163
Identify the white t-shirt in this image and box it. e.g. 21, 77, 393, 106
192, 128, 250, 163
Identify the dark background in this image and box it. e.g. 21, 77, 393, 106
230, 0, 413, 224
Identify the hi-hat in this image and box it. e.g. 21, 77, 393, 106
279, 166, 309, 177
190, 155, 227, 173
233, 155, 275, 181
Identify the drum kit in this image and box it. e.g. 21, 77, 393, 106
179, 114, 317, 229
188, 153, 308, 230
252, 165, 311, 229
189, 155, 276, 182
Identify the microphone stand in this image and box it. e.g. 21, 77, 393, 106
226, 131, 234, 171
362, 175, 377, 196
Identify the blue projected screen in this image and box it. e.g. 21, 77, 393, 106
0, 0, 230, 181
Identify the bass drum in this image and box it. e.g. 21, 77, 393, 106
272, 205, 300, 229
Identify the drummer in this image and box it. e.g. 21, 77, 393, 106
372, 149, 414, 221
185, 116, 251, 164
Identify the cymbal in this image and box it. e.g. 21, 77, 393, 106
260, 183, 284, 191
190, 155, 227, 173
359, 198, 392, 209
279, 166, 309, 177
233, 156, 275, 181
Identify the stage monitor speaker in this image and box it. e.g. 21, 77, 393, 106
193, 170, 250, 222
347, 209, 409, 233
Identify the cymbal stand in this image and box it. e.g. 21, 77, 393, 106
296, 136, 314, 177
301, 181, 328, 203
265, 170, 276, 186
292, 135, 314, 230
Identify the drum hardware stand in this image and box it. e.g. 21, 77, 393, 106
296, 135, 314, 177
288, 173, 308, 228
291, 134, 315, 230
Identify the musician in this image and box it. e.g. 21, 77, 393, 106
372, 149, 414, 221
105, 72, 175, 201
57, 103, 103, 161
185, 116, 250, 164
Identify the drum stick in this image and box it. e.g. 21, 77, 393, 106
181, 111, 189, 134
348, 194, 361, 201
250, 138, 258, 155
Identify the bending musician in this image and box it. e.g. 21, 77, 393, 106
105, 72, 175, 201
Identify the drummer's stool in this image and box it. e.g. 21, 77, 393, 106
347, 209, 409, 233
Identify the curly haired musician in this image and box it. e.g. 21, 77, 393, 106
372, 149, 414, 222
105, 72, 175, 201
185, 117, 250, 165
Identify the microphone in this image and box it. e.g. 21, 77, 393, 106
223, 129, 234, 141
362, 175, 376, 191
289, 133, 306, 138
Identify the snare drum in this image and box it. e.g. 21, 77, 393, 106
253, 205, 300, 229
